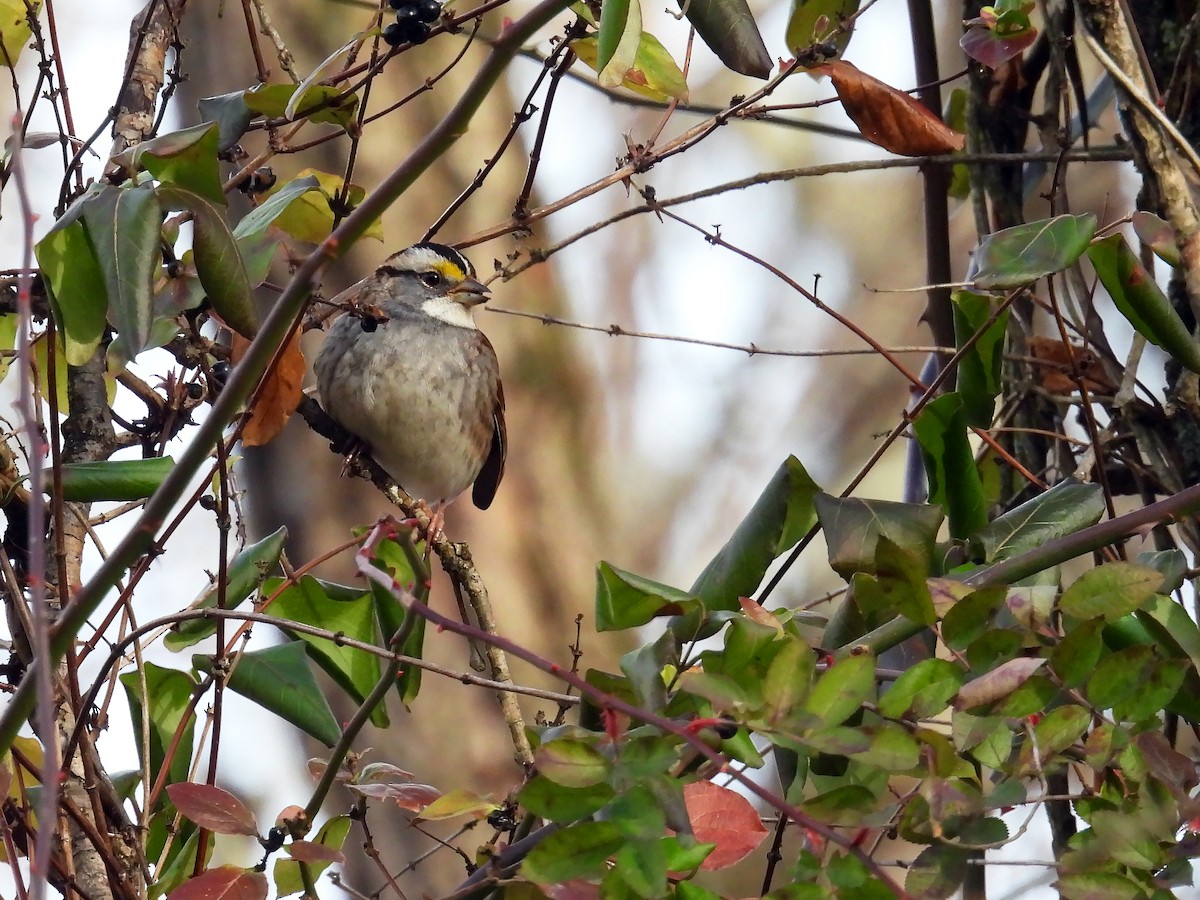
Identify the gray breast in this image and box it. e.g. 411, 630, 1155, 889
315, 306, 499, 504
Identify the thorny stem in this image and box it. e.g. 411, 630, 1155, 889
10, 109, 57, 900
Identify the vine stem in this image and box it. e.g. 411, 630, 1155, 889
836, 480, 1200, 659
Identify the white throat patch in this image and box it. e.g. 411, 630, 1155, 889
422, 296, 479, 330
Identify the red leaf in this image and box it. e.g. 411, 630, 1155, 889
288, 840, 347, 865
166, 783, 260, 837
345, 780, 441, 812
817, 60, 965, 156
739, 596, 783, 632
683, 780, 768, 870
960, 24, 1037, 69
168, 866, 268, 900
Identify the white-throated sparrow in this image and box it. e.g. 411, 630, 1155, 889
314, 242, 506, 511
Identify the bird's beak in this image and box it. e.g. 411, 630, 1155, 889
449, 277, 491, 306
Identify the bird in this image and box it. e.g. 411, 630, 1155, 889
314, 242, 506, 523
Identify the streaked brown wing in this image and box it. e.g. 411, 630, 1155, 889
472, 376, 506, 510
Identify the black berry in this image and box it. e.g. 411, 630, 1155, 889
382, 22, 406, 45
414, 0, 442, 23
394, 4, 420, 23
393, 18, 429, 44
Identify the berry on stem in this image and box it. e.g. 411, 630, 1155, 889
414, 0, 442, 23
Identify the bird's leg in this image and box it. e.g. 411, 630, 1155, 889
335, 435, 371, 477
424, 502, 446, 548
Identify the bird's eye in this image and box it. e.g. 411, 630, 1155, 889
421, 271, 443, 288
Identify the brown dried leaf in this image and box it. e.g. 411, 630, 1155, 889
817, 60, 965, 156
954, 657, 1044, 710
1029, 336, 1117, 394
241, 330, 305, 447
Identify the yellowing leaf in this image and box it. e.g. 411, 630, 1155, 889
572, 32, 688, 102
0, 0, 41, 69
417, 788, 499, 821
263, 168, 382, 244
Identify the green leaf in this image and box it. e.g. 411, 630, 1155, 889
114, 123, 226, 205
34, 190, 109, 365
762, 635, 816, 724
620, 630, 675, 712
54, 457, 175, 502
940, 585, 1005, 650
120, 663, 197, 794
906, 843, 968, 898
662, 838, 716, 877
81, 183, 162, 368
1088, 232, 1200, 374
1137, 592, 1200, 674
251, 168, 382, 244
535, 738, 612, 788
518, 776, 615, 822
193, 641, 341, 746
802, 652, 874, 728
1114, 657, 1186, 722
198, 90, 255, 151
269, 575, 386, 728
1050, 618, 1104, 688
815, 493, 944, 579
158, 186, 257, 338
674, 456, 820, 636
273, 816, 351, 897
1136, 548, 1187, 594
970, 479, 1104, 562
785, 0, 859, 54
233, 174, 322, 241
972, 213, 1097, 289
596, 561, 698, 631
1019, 704, 1090, 772
1055, 872, 1156, 900
879, 659, 963, 719
165, 526, 287, 650
597, 0, 639, 85
678, 0, 770, 78
244, 83, 359, 130
852, 724, 920, 771
1059, 562, 1162, 621
613, 837, 667, 897
799, 784, 878, 821
952, 290, 1009, 426
607, 783, 667, 839
522, 821, 624, 883
1086, 644, 1156, 711
1130, 210, 1180, 267
0, 0, 42, 68
149, 825, 209, 899
871, 536, 936, 625
571, 31, 689, 101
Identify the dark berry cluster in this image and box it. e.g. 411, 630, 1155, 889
383, 0, 442, 46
